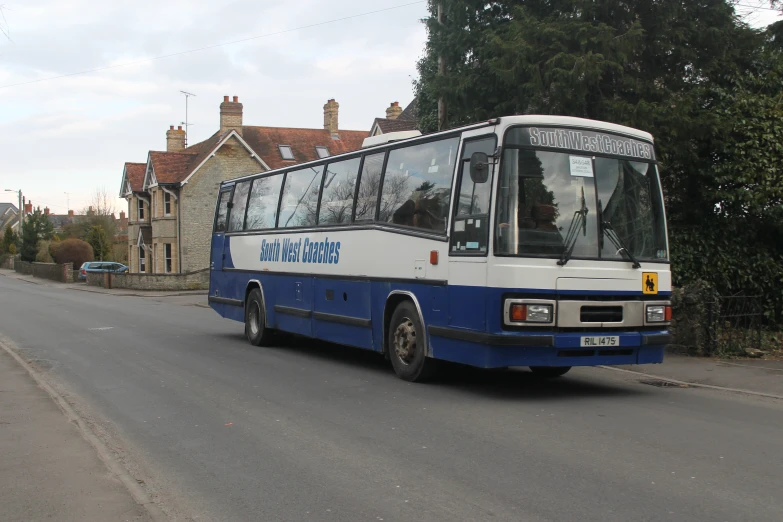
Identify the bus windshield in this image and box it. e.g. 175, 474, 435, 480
495, 127, 668, 262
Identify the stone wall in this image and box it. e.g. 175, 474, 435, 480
15, 260, 73, 282
86, 268, 209, 291
14, 259, 32, 275
0, 255, 14, 270
180, 135, 265, 272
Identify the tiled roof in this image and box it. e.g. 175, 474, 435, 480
48, 215, 74, 230
241, 127, 368, 170
148, 151, 198, 184
398, 99, 417, 121
139, 125, 368, 188
373, 118, 419, 134
181, 131, 226, 174
124, 162, 147, 192
0, 202, 17, 217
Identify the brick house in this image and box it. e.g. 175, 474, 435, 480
120, 96, 368, 274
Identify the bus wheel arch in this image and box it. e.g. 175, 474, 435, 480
384, 292, 438, 382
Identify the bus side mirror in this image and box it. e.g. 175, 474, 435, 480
469, 152, 490, 184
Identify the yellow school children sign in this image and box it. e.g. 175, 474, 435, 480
643, 273, 658, 295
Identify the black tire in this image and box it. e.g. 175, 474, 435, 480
529, 366, 571, 378
245, 288, 273, 346
388, 301, 438, 382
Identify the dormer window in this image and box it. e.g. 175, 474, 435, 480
278, 145, 294, 160
315, 146, 330, 158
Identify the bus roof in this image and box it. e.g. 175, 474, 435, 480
220, 115, 654, 186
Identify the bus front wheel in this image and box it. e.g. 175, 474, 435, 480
529, 366, 571, 378
388, 301, 438, 382
245, 288, 273, 346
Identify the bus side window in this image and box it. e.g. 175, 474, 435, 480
279, 165, 324, 228
451, 136, 496, 253
318, 157, 361, 225
380, 136, 460, 232
214, 191, 231, 233
246, 174, 284, 230
354, 152, 385, 221
228, 181, 252, 232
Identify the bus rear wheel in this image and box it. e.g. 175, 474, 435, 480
388, 301, 438, 382
529, 366, 571, 378
245, 288, 273, 346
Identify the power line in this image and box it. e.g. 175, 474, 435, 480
734, 2, 780, 12
0, 1, 426, 90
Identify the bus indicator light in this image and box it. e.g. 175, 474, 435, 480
510, 304, 527, 322
430, 251, 439, 265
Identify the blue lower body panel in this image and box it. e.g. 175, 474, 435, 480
209, 270, 669, 369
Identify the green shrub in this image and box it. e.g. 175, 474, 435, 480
52, 238, 94, 268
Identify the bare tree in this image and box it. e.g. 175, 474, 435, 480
0, 5, 10, 41
63, 187, 117, 242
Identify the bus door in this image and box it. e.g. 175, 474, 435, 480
448, 132, 497, 331
209, 187, 232, 297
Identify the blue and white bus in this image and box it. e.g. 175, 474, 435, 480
208, 115, 671, 382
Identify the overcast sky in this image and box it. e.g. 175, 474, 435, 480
0, 1, 779, 216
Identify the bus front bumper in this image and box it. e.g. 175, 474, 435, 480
428, 327, 670, 369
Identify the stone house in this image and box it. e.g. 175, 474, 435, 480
120, 96, 368, 274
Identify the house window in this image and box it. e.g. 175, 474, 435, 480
165, 243, 172, 273
278, 145, 294, 160
153, 244, 157, 273
164, 192, 172, 215
315, 146, 330, 158
139, 247, 146, 273
138, 199, 145, 220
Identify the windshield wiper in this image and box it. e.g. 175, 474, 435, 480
598, 200, 641, 269
558, 187, 588, 266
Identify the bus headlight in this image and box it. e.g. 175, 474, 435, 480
505, 300, 555, 325
646, 304, 672, 323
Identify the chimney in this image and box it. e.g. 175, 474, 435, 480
68, 210, 74, 218
323, 99, 339, 137
220, 95, 243, 136
166, 124, 187, 152
386, 101, 403, 120
44, 207, 49, 216
24, 201, 32, 214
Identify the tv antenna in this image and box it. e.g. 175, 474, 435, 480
180, 90, 196, 146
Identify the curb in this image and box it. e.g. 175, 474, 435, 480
0, 334, 168, 522
67, 286, 208, 298
598, 365, 783, 400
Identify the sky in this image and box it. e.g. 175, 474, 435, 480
0, 0, 431, 215
0, 1, 779, 217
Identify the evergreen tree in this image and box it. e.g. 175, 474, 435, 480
20, 209, 54, 262
1, 225, 16, 254
414, 0, 783, 319
85, 225, 111, 261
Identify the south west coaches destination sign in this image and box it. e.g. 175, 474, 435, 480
506, 126, 656, 161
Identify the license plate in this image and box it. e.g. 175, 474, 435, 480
581, 336, 619, 347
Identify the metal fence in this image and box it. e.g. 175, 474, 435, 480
707, 295, 762, 355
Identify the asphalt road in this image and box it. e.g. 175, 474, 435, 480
1, 274, 782, 522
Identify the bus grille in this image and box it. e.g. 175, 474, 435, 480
580, 306, 623, 323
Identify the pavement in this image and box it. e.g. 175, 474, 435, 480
0, 268, 208, 298
613, 354, 783, 398
1, 270, 783, 521
0, 344, 151, 521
